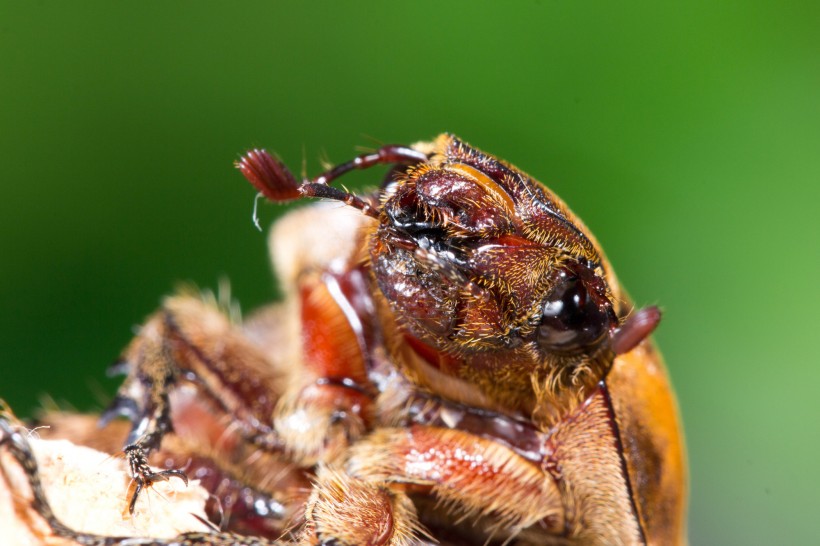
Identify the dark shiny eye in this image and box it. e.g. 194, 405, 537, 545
537, 272, 610, 353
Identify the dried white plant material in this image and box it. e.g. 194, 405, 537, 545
0, 435, 211, 545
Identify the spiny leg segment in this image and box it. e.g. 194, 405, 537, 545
99, 295, 291, 517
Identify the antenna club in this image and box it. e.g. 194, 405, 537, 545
236, 149, 301, 202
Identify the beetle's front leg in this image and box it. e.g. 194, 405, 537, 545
343, 425, 565, 544
101, 294, 290, 513
300, 466, 426, 546
333, 385, 649, 545
301, 421, 564, 546
108, 332, 189, 514
274, 267, 379, 466
123, 444, 188, 514
103, 321, 187, 515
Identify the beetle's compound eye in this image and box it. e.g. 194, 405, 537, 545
537, 270, 610, 353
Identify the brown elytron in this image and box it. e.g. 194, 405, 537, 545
0, 134, 686, 545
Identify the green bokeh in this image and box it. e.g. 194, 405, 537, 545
1, 2, 817, 544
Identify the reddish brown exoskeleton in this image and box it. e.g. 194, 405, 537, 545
0, 134, 686, 545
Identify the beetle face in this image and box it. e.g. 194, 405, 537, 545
369, 136, 621, 415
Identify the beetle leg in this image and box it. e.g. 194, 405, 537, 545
102, 325, 189, 515
101, 294, 290, 513
344, 425, 565, 543
274, 269, 377, 466
0, 413, 77, 542
301, 465, 425, 546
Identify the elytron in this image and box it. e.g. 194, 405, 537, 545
0, 134, 686, 545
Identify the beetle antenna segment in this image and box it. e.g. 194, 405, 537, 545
237, 149, 301, 202
237, 145, 428, 219
610, 305, 662, 355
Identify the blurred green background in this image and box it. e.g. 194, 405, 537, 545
1, 2, 817, 544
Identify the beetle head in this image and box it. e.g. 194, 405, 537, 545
370, 136, 644, 415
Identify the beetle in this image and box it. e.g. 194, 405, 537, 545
0, 134, 686, 545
